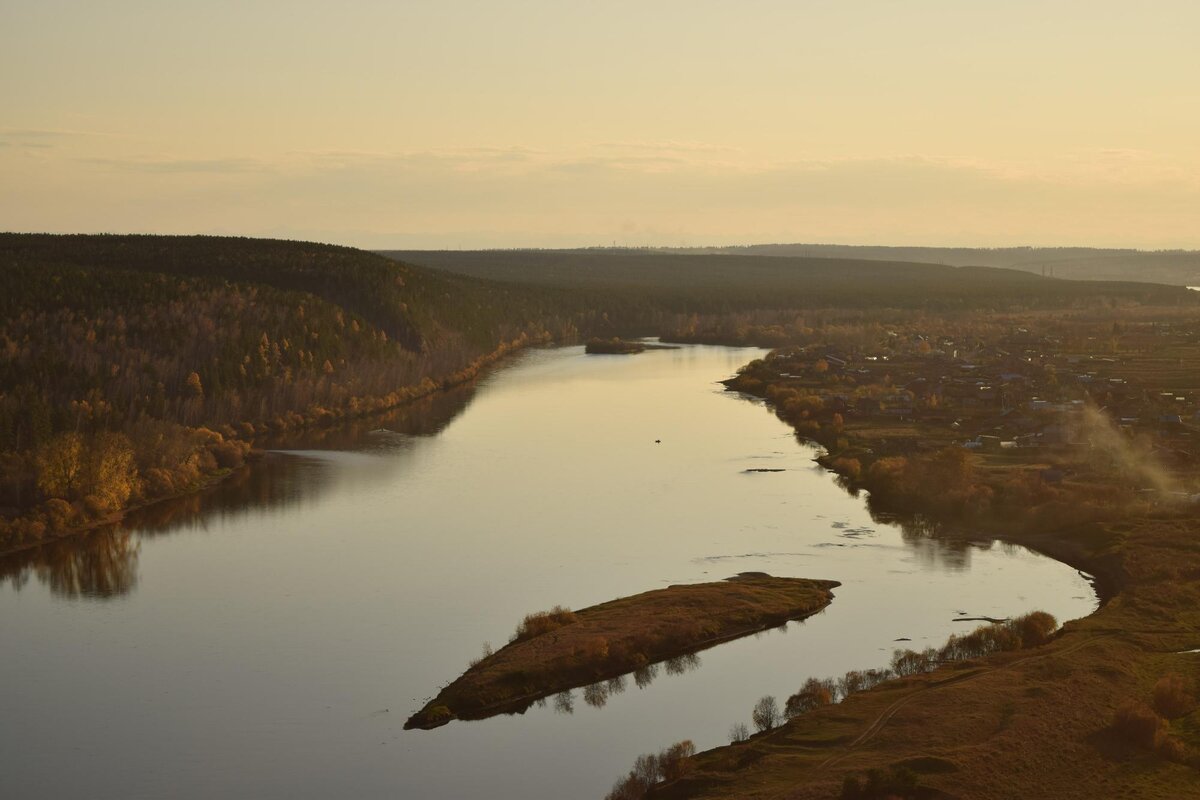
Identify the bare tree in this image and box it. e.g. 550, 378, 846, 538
752, 695, 779, 732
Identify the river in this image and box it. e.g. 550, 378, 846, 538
0, 344, 1096, 799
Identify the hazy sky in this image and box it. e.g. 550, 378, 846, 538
3, 1, 1199, 249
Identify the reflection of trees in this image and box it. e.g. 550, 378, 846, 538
1, 383, 482, 599
583, 682, 609, 708
867, 507, 991, 571
633, 663, 659, 689
0, 526, 139, 599
260, 383, 479, 451
664, 652, 702, 676
580, 674, 632, 709
553, 690, 575, 714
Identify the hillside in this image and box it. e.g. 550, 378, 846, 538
0, 234, 597, 551
381, 249, 1193, 309
657, 244, 1200, 285
3, 235, 1195, 555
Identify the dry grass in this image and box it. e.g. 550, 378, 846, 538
405, 575, 838, 729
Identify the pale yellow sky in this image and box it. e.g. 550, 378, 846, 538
3, 1, 1198, 249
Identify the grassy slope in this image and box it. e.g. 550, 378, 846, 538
406, 575, 839, 730
656, 518, 1200, 800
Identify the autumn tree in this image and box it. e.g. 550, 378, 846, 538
185, 371, 204, 397
785, 677, 836, 718
35, 432, 84, 499
82, 432, 138, 512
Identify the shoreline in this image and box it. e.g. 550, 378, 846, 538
0, 337, 546, 561
650, 350, 1200, 798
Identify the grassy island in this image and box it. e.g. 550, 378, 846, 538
405, 574, 839, 730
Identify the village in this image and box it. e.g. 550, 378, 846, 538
728, 314, 1200, 501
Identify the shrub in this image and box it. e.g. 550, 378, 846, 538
1012, 611, 1058, 648
1112, 700, 1165, 748
729, 722, 750, 743
425, 705, 452, 724
840, 766, 921, 799
43, 498, 75, 531
511, 605, 579, 642
1152, 673, 1195, 719
829, 456, 862, 481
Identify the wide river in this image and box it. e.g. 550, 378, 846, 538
0, 344, 1096, 799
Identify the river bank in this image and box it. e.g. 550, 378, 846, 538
1, 343, 1098, 800
0, 334, 547, 560
649, 328, 1200, 798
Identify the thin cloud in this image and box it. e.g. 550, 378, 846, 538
79, 156, 271, 174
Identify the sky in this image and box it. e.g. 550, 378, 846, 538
3, 0, 1199, 250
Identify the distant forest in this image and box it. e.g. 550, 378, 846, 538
1, 234, 1195, 551
657, 243, 1200, 285
382, 249, 1194, 305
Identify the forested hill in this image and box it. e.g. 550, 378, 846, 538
654, 243, 1200, 285
1, 234, 1195, 553
381, 249, 1193, 310
0, 234, 604, 550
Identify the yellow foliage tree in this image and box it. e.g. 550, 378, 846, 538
35, 432, 85, 499
84, 432, 139, 512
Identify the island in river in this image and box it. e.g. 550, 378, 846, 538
405, 574, 839, 729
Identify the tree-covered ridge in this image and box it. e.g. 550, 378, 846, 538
0, 234, 593, 550
2, 233, 1196, 555
0, 233, 579, 353
381, 249, 1196, 311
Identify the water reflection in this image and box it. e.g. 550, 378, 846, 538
664, 652, 702, 676
633, 663, 658, 689
0, 344, 1098, 800
0, 381, 482, 598
556, 654, 701, 713
0, 527, 139, 599
867, 507, 993, 571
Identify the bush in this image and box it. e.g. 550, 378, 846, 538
1112, 701, 1165, 748
511, 605, 579, 642
425, 705, 453, 724
840, 766, 921, 799
729, 722, 750, 743
1152, 673, 1195, 719
1012, 611, 1058, 648
829, 456, 862, 481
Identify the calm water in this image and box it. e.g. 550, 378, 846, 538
0, 344, 1096, 800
